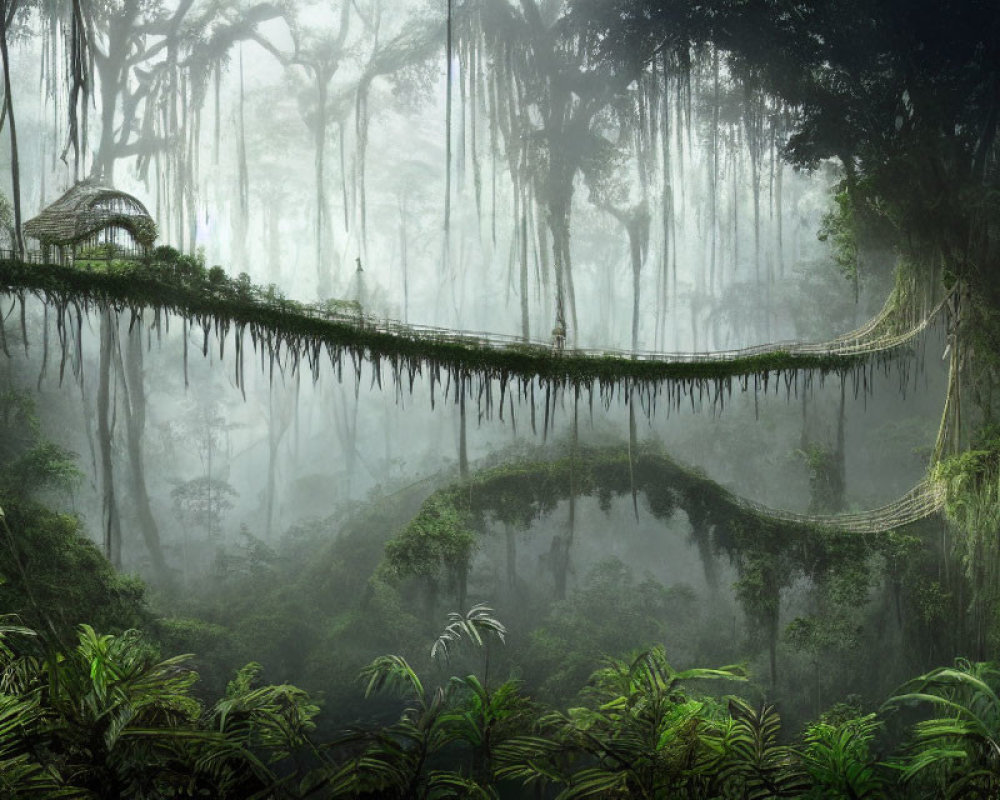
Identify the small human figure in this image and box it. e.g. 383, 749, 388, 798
551, 320, 566, 353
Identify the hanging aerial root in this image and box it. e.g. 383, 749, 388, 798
0, 301, 8, 358
18, 293, 27, 354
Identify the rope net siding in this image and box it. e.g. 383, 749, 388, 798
733, 479, 945, 533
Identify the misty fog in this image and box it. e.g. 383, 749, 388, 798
0, 0, 989, 796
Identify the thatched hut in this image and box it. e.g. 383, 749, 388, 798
24, 181, 156, 264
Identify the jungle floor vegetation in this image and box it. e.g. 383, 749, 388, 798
2, 600, 1000, 799
2, 0, 1000, 795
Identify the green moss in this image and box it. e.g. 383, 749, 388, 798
379, 444, 887, 587
818, 188, 859, 283
0, 257, 899, 411
0, 500, 150, 638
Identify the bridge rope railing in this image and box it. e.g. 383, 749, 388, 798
732, 478, 946, 533
0, 252, 948, 401
285, 283, 947, 364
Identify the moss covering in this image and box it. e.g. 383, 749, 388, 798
379, 444, 919, 589
0, 255, 922, 419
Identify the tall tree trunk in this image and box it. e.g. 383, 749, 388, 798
657, 54, 673, 349
520, 197, 530, 341
547, 189, 574, 343
458, 375, 468, 478
553, 395, 578, 600
444, 0, 453, 274
505, 523, 516, 592
93, 56, 120, 183
266, 382, 278, 538
775, 138, 784, 278
123, 321, 170, 583
710, 47, 719, 295
97, 310, 121, 568
627, 209, 648, 352
399, 194, 409, 321
314, 77, 330, 297
355, 83, 370, 263
0, 2, 24, 255
732, 136, 739, 281
234, 47, 250, 268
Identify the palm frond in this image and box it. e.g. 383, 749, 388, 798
431, 603, 506, 661
360, 654, 425, 701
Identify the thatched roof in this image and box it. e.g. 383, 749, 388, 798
24, 181, 156, 248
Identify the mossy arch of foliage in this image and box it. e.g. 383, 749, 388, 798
379, 444, 908, 629
0, 252, 926, 422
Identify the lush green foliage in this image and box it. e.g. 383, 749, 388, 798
0, 390, 147, 641
3, 0, 999, 794
2, 597, 999, 799
933, 431, 1000, 655
885, 659, 1000, 798
0, 253, 879, 413
0, 622, 319, 798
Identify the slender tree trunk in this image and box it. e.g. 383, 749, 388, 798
97, 310, 121, 567
444, 0, 453, 273
266, 383, 278, 537
123, 321, 169, 583
775, 141, 784, 278
536, 202, 551, 329
520, 199, 529, 341
399, 195, 409, 322
732, 137, 739, 281
235, 47, 250, 268
505, 523, 516, 592
658, 54, 673, 349
553, 395, 579, 600
548, 194, 574, 343
315, 77, 329, 297
0, 3, 23, 255
355, 83, 370, 263
93, 56, 121, 183
628, 213, 647, 352
710, 47, 719, 295
458, 375, 468, 478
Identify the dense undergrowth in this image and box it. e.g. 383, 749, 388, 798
0, 387, 976, 797
0, 415, 979, 798
2, 0, 999, 794
2, 602, 999, 798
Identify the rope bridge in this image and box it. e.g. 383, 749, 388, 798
734, 478, 945, 533
0, 254, 947, 391
0, 254, 950, 532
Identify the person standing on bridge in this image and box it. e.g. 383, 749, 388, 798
551, 319, 566, 354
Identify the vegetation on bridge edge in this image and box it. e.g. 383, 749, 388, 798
380, 444, 930, 602
0, 255, 895, 401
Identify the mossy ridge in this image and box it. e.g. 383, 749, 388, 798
379, 444, 918, 589
0, 257, 920, 419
